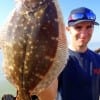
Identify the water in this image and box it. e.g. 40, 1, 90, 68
0, 50, 16, 99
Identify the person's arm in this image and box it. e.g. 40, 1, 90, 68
38, 79, 58, 100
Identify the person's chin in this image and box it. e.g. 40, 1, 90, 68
78, 40, 87, 46
79, 39, 87, 44
78, 42, 87, 47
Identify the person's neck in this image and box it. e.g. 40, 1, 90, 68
69, 44, 88, 53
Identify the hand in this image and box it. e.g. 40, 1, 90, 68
2, 94, 15, 100
38, 79, 58, 100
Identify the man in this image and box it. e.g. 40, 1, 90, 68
57, 7, 100, 100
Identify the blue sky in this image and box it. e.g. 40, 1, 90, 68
0, 0, 100, 43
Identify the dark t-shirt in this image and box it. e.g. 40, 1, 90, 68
58, 49, 100, 100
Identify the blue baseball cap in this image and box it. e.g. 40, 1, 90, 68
68, 7, 99, 26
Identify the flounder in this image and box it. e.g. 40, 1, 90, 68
0, 0, 68, 100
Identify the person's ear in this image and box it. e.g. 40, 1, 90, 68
66, 26, 70, 32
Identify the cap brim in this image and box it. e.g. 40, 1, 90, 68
68, 19, 99, 26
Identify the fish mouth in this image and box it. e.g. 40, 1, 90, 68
22, 0, 51, 12
19, 0, 51, 20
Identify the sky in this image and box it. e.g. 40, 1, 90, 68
0, 0, 100, 43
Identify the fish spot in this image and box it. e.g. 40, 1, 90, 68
51, 37, 58, 41
9, 66, 14, 71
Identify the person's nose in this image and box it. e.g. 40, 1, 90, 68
80, 28, 88, 35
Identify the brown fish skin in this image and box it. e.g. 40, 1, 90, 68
0, 0, 68, 100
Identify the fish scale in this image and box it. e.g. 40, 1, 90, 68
0, 0, 68, 100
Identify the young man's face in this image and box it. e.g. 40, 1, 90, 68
67, 21, 94, 48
